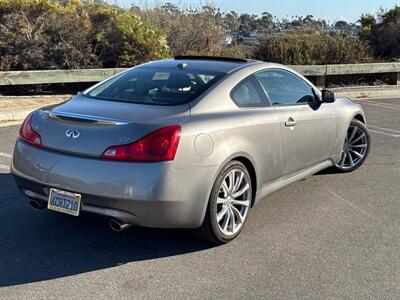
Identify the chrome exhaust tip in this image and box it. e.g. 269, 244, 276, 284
29, 199, 44, 210
109, 219, 132, 232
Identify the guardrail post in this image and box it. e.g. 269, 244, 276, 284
316, 75, 326, 88
397, 72, 400, 85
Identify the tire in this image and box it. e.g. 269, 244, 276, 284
334, 119, 371, 173
197, 161, 253, 244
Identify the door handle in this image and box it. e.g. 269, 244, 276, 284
285, 118, 297, 127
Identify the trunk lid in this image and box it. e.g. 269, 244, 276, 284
32, 95, 190, 157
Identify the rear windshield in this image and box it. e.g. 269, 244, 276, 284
84, 67, 226, 106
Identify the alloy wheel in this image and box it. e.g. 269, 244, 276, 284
216, 169, 251, 236
336, 124, 368, 170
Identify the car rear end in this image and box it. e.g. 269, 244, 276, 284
11, 62, 227, 229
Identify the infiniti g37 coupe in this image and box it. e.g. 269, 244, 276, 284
11, 56, 371, 244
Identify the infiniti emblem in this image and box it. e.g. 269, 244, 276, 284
65, 129, 80, 139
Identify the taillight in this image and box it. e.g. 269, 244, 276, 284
101, 125, 181, 162
19, 113, 42, 147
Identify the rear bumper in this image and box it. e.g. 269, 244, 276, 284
11, 140, 218, 228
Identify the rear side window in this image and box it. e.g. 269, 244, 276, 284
256, 69, 316, 105
231, 76, 267, 108
85, 68, 226, 106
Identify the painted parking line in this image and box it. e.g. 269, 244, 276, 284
368, 125, 400, 134
0, 163, 10, 172
363, 100, 400, 108
0, 152, 12, 159
369, 129, 400, 138
0, 152, 11, 171
368, 125, 400, 137
357, 100, 400, 110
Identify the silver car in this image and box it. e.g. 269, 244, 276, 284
11, 57, 371, 244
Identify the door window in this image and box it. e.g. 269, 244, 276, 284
230, 76, 267, 107
255, 69, 317, 106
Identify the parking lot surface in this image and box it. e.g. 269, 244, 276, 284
0, 98, 399, 299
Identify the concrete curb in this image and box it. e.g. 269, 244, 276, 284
0, 109, 33, 123
0, 94, 72, 100
0, 95, 70, 126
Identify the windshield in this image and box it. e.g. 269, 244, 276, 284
85, 67, 226, 106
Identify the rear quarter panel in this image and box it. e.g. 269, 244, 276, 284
174, 66, 284, 196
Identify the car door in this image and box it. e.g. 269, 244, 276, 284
255, 68, 337, 175
229, 75, 284, 187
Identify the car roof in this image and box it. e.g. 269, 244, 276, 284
137, 56, 263, 73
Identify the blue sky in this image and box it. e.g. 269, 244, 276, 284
113, 0, 400, 22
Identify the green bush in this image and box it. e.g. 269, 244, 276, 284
253, 33, 374, 65
0, 0, 170, 71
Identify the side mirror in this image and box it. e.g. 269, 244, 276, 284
321, 89, 335, 103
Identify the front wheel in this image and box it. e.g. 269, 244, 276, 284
197, 161, 253, 244
334, 119, 371, 172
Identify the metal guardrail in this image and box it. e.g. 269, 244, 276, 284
0, 68, 126, 86
0, 63, 400, 87
292, 63, 400, 87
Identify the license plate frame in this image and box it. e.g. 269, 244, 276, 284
48, 188, 82, 216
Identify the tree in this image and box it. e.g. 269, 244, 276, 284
303, 15, 314, 25
358, 13, 376, 41
224, 10, 240, 33
361, 6, 400, 60
291, 16, 303, 27
260, 12, 273, 30
238, 13, 259, 36
335, 20, 349, 29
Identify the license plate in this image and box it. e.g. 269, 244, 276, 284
48, 188, 81, 216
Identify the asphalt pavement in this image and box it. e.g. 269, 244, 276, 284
0, 98, 399, 299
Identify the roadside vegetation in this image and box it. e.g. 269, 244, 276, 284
0, 0, 399, 71
254, 32, 373, 65
0, 0, 169, 71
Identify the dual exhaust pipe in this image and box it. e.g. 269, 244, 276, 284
29, 199, 45, 210
28, 199, 131, 232
108, 219, 132, 232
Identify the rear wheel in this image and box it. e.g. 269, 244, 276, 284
197, 161, 252, 244
334, 119, 371, 172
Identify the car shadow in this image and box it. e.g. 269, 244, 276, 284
0, 173, 213, 287
314, 167, 341, 176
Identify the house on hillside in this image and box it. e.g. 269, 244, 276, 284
223, 34, 234, 46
